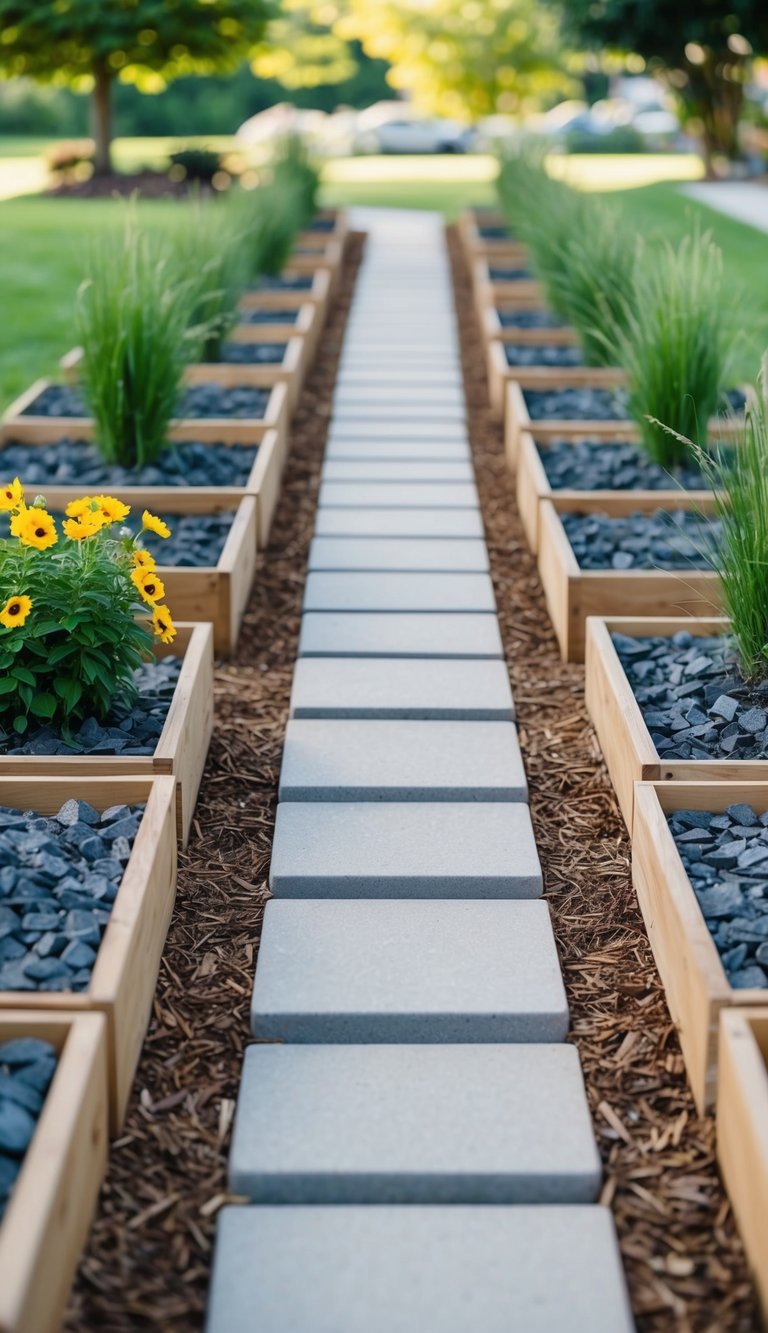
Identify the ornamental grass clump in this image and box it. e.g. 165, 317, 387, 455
76, 222, 199, 470
550, 203, 638, 366
0, 479, 176, 740
610, 232, 732, 469
173, 195, 251, 362
271, 133, 320, 229
230, 180, 301, 282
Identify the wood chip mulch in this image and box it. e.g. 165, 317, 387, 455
446, 225, 760, 1333
64, 234, 366, 1333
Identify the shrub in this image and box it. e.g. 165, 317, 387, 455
169, 147, 222, 183
0, 483, 176, 738
610, 231, 732, 468
46, 139, 94, 179
76, 220, 198, 468
171, 194, 250, 361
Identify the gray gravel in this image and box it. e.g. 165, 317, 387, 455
478, 225, 512, 240
489, 265, 533, 281
0, 799, 144, 997
252, 275, 313, 292
498, 309, 567, 330
143, 513, 232, 566
613, 631, 768, 760
238, 307, 299, 325
538, 439, 709, 492
220, 342, 286, 365
0, 438, 258, 489
504, 344, 583, 368
563, 509, 720, 570
0, 1036, 57, 1218
23, 382, 271, 421
670, 804, 768, 989
0, 656, 181, 757
524, 387, 629, 422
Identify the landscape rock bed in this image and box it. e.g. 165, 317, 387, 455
488, 265, 533, 281
669, 803, 768, 990
504, 343, 583, 368
0, 657, 180, 758
498, 309, 567, 329
478, 225, 512, 240
219, 342, 287, 365
0, 801, 144, 994
142, 514, 232, 566
613, 631, 768, 760
252, 275, 313, 292
524, 386, 629, 421
238, 307, 299, 325
538, 438, 708, 492
0, 438, 258, 488
563, 509, 719, 570
22, 383, 271, 421
0, 1037, 57, 1219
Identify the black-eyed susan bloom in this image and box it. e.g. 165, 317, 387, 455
11, 506, 57, 550
152, 605, 177, 645
142, 509, 171, 539
93, 495, 130, 525
63, 512, 104, 541
0, 478, 23, 512
0, 594, 32, 629
131, 566, 166, 605
134, 549, 157, 573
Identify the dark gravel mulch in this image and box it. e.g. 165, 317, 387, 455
45, 171, 202, 200
504, 343, 583, 368
22, 383, 271, 422
525, 386, 629, 421
0, 438, 258, 490
63, 232, 365, 1333
478, 224, 513, 240
563, 509, 720, 571
0, 1038, 57, 1219
614, 631, 768, 762
489, 264, 533, 281
219, 342, 286, 366
539, 438, 710, 493
498, 308, 567, 330
251, 275, 313, 292
447, 227, 758, 1332
237, 307, 299, 326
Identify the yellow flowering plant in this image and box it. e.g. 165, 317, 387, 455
0, 482, 176, 737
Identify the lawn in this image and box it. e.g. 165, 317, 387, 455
0, 148, 763, 409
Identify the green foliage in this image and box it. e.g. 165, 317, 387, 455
271, 134, 320, 228
0, 503, 155, 736
169, 147, 223, 183
233, 184, 301, 280
612, 232, 732, 467
76, 218, 198, 467
170, 194, 250, 361
689, 371, 768, 680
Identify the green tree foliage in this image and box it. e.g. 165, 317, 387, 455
0, 0, 273, 173
342, 0, 574, 121
557, 0, 768, 169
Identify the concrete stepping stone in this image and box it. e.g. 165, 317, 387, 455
289, 658, 514, 720
304, 572, 495, 613
228, 1043, 600, 1203
298, 611, 503, 658
321, 461, 474, 484
332, 405, 466, 423
308, 537, 489, 572
319, 483, 478, 511
251, 899, 565, 1041
207, 1205, 634, 1333
334, 390, 465, 410
269, 802, 540, 897
279, 719, 527, 801
329, 420, 467, 441
325, 439, 471, 461
313, 509, 484, 538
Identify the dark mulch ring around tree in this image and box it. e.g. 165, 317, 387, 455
446, 226, 759, 1333
63, 232, 366, 1333
45, 171, 216, 200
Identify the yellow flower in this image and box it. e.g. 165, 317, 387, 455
93, 495, 130, 525
152, 604, 177, 645
0, 478, 23, 512
0, 594, 32, 629
133, 548, 156, 572
131, 566, 165, 605
63, 512, 103, 541
13, 506, 57, 551
64, 496, 93, 519
142, 509, 171, 539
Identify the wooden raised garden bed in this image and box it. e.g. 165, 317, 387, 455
239, 266, 332, 317
717, 1007, 768, 1319
481, 305, 577, 352
298, 208, 349, 250
0, 1010, 108, 1333
230, 301, 319, 361
632, 781, 768, 1111
505, 379, 636, 466
2, 377, 289, 451
457, 208, 528, 264
538, 495, 720, 662
0, 777, 176, 1130
472, 257, 542, 324
0, 622, 214, 847
584, 614, 763, 833
487, 340, 625, 416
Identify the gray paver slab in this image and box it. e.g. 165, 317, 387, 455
269, 801, 539, 896
289, 658, 513, 720
298, 611, 502, 658
332, 404, 465, 422
325, 438, 471, 461
207, 1205, 634, 1333
334, 389, 465, 409
313, 508, 484, 537
308, 537, 488, 572
329, 420, 467, 440
303, 572, 495, 612
228, 1043, 599, 1203
278, 718, 527, 801
251, 899, 565, 1040
318, 483, 478, 509
321, 461, 474, 484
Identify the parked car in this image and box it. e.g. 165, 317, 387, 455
353, 103, 472, 154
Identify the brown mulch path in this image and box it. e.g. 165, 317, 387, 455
446, 224, 759, 1333
64, 234, 365, 1333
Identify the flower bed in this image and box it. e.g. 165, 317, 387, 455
717, 1007, 768, 1321
538, 499, 721, 661
0, 1010, 107, 1333
0, 776, 176, 1127
632, 782, 768, 1112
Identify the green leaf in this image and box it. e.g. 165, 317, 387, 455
29, 693, 57, 719
12, 715, 27, 735
11, 666, 36, 686
0, 677, 17, 695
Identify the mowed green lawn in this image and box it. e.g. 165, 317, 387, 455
0, 149, 764, 410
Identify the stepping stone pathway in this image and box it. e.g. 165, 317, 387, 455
207, 207, 634, 1332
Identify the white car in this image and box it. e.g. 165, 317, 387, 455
354, 103, 471, 154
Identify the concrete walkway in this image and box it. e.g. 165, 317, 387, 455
206, 209, 634, 1332
681, 180, 768, 233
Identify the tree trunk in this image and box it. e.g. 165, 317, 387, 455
90, 62, 113, 176
683, 52, 746, 179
